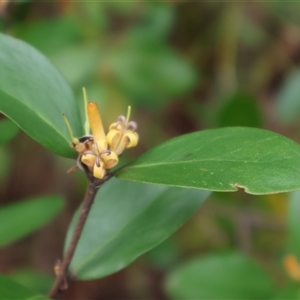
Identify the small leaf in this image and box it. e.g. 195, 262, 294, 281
0, 119, 19, 145
118, 127, 300, 194
165, 251, 275, 299
0, 33, 82, 158
65, 178, 210, 279
0, 274, 50, 300
0, 196, 64, 248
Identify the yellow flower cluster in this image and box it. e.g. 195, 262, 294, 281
63, 94, 138, 179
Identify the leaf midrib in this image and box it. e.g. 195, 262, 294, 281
124, 156, 298, 169
0, 87, 69, 144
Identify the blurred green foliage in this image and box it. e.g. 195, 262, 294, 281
1, 1, 300, 299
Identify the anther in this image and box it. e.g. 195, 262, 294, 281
117, 115, 126, 124
127, 121, 137, 131
100, 149, 111, 156
95, 155, 101, 167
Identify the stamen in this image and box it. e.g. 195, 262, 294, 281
62, 113, 79, 145
66, 165, 78, 174
92, 142, 100, 155
126, 106, 131, 123
127, 121, 137, 131
76, 156, 84, 170
95, 155, 101, 167
82, 87, 90, 136
117, 115, 126, 124
100, 149, 111, 156
82, 150, 95, 156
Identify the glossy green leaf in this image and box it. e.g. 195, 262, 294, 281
0, 274, 50, 300
0, 196, 64, 248
0, 119, 19, 145
65, 178, 210, 279
288, 191, 300, 259
0, 33, 82, 158
165, 251, 275, 299
118, 127, 300, 194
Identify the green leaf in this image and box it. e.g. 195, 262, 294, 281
0, 33, 82, 158
118, 127, 300, 195
9, 269, 53, 295
216, 91, 262, 128
0, 196, 64, 248
288, 191, 300, 258
0, 119, 19, 145
165, 251, 275, 299
272, 284, 300, 300
0, 274, 50, 300
65, 178, 210, 279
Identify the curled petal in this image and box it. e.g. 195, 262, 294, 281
109, 121, 122, 132
127, 121, 137, 131
109, 122, 117, 131
81, 153, 96, 169
106, 129, 121, 150
93, 164, 106, 179
123, 131, 139, 149
107, 129, 139, 155
101, 151, 119, 169
118, 115, 126, 123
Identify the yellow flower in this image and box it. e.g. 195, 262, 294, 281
81, 102, 118, 179
106, 106, 139, 156
63, 89, 138, 180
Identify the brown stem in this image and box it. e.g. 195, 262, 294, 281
48, 175, 109, 299
47, 160, 125, 299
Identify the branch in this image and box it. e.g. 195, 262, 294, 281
48, 174, 111, 299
